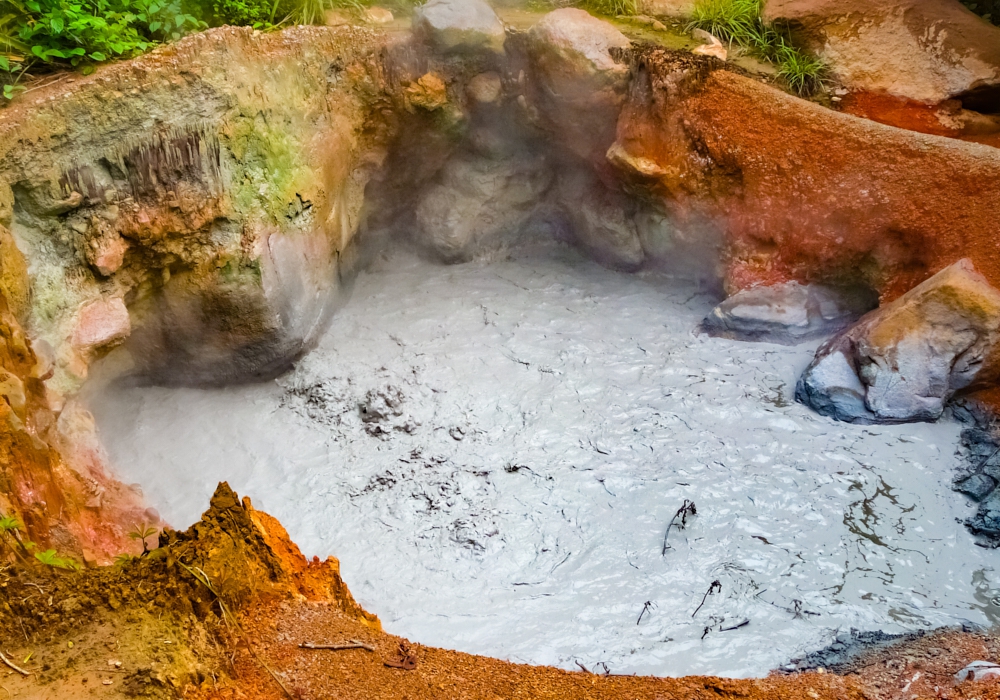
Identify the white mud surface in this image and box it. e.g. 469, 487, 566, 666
87, 244, 999, 678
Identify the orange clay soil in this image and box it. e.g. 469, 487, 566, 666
1, 483, 1000, 700
839, 92, 1000, 149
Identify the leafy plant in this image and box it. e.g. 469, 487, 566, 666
688, 0, 825, 95
0, 0, 204, 104
34, 548, 80, 570
129, 522, 159, 555
0, 512, 35, 562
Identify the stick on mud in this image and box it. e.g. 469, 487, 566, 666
299, 642, 376, 652
662, 500, 697, 555
0, 650, 29, 676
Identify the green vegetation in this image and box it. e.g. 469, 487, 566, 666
129, 522, 159, 555
0, 0, 204, 100
0, 0, 422, 105
2, 510, 80, 570
688, 0, 825, 95
34, 547, 81, 570
0, 513, 34, 562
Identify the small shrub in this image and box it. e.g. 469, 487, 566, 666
128, 522, 159, 555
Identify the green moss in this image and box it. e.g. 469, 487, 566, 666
218, 256, 263, 287
225, 112, 311, 223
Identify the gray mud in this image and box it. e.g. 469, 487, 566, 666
87, 242, 999, 678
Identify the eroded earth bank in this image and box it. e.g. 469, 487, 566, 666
3, 0, 1000, 697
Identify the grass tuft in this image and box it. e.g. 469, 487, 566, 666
688, 0, 826, 96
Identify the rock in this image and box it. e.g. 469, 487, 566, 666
87, 234, 129, 277
795, 337, 873, 423
406, 72, 449, 111
971, 489, 1000, 536
762, 0, 1000, 104
528, 9, 630, 76
555, 169, 644, 272
0, 28, 392, 387
956, 473, 996, 501
796, 260, 1000, 424
955, 661, 1000, 683
639, 0, 696, 17
412, 0, 506, 54
467, 71, 503, 104
611, 60, 1000, 303
702, 282, 876, 345
652, 20, 667, 31
415, 148, 552, 262
323, 9, 351, 25
72, 298, 131, 357
691, 29, 727, 61
524, 9, 630, 165
364, 6, 393, 24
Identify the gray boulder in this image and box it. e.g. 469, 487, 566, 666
956, 473, 997, 501
554, 168, 644, 272
970, 488, 1000, 537
415, 149, 553, 262
413, 0, 506, 54
796, 259, 1000, 424
702, 282, 875, 345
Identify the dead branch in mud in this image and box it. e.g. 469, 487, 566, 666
662, 500, 697, 555
299, 642, 376, 652
692, 580, 722, 618
636, 600, 655, 625
0, 650, 30, 676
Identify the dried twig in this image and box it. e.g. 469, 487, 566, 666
720, 619, 749, 632
575, 661, 591, 674
692, 580, 722, 618
636, 600, 655, 625
299, 642, 375, 652
662, 500, 697, 555
0, 650, 30, 676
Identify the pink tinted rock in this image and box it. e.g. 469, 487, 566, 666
72, 297, 131, 355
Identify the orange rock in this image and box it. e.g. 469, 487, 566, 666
612, 51, 1000, 301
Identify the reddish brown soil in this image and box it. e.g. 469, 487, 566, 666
614, 49, 1000, 303
840, 92, 1000, 148
190, 598, 1000, 700
3, 485, 1000, 700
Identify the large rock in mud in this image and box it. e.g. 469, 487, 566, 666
702, 282, 876, 345
523, 9, 631, 168
611, 49, 1000, 303
0, 26, 391, 388
413, 0, 506, 54
415, 146, 553, 262
796, 260, 1000, 424
554, 168, 645, 271
763, 0, 1000, 104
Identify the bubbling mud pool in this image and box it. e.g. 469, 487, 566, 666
87, 243, 999, 678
